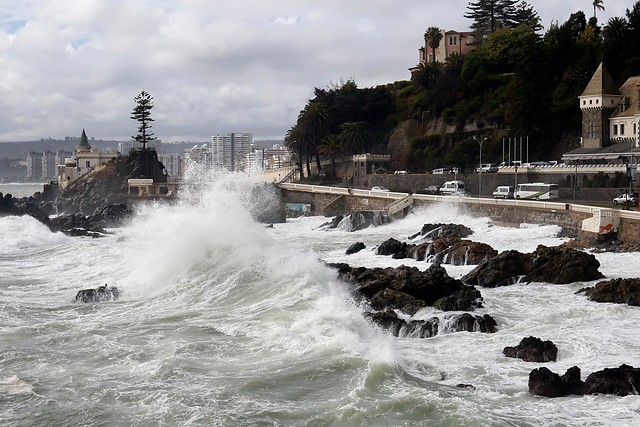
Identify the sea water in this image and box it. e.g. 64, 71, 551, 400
2, 173, 640, 426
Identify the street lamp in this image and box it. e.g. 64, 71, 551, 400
474, 136, 488, 197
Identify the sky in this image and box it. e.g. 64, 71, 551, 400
0, 0, 633, 143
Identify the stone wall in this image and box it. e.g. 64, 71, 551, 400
282, 186, 640, 245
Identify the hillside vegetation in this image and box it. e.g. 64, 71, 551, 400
286, 1, 640, 177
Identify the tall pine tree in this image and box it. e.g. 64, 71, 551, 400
464, 0, 519, 42
131, 90, 157, 150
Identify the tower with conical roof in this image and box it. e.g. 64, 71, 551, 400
77, 128, 92, 154
578, 63, 623, 149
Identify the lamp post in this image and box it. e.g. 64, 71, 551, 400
474, 136, 487, 197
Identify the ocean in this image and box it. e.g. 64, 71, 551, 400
2, 176, 640, 426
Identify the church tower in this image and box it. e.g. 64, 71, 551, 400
578, 63, 623, 149
77, 128, 92, 154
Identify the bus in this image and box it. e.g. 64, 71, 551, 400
515, 183, 559, 200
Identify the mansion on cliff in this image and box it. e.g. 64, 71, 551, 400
562, 63, 640, 165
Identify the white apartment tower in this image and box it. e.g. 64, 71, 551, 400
210, 133, 252, 171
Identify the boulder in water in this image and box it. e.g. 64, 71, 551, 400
75, 284, 120, 303
345, 242, 366, 255
504, 336, 558, 362
529, 364, 640, 397
581, 278, 640, 306
462, 245, 604, 287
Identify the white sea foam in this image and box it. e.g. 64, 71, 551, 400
2, 175, 640, 426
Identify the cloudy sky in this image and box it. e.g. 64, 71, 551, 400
0, 0, 632, 143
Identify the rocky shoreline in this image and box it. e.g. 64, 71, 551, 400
331, 219, 640, 398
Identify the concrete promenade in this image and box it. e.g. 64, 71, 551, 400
279, 183, 640, 245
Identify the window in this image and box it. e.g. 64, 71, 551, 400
613, 124, 618, 135
588, 122, 596, 139
596, 99, 599, 104
589, 100, 593, 104
620, 124, 625, 135
583, 100, 586, 105
634, 123, 637, 135
86, 161, 91, 168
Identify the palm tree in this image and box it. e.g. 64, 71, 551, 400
318, 134, 344, 177
284, 125, 304, 179
424, 27, 443, 62
593, 0, 605, 19
339, 122, 370, 155
602, 16, 628, 49
297, 100, 329, 176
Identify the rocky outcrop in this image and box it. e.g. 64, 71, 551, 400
504, 336, 558, 362
376, 235, 496, 266
462, 245, 604, 287
365, 309, 497, 338
528, 366, 585, 397
332, 211, 392, 232
580, 278, 640, 306
346, 242, 366, 255
529, 365, 640, 397
331, 262, 483, 315
411, 223, 473, 240
75, 284, 120, 303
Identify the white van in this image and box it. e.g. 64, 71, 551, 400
492, 185, 514, 199
440, 180, 465, 195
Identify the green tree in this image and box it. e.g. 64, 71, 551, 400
130, 90, 156, 150
297, 100, 329, 176
512, 1, 543, 32
285, 125, 305, 179
339, 121, 369, 155
464, 0, 519, 40
424, 27, 443, 62
318, 134, 344, 177
593, 0, 605, 19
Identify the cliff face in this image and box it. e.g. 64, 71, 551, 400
387, 120, 422, 170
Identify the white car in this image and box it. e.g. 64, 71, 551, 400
371, 186, 389, 192
613, 194, 637, 205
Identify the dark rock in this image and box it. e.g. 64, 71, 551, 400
530, 364, 640, 397
376, 238, 407, 256
442, 313, 497, 334
462, 250, 530, 287
346, 242, 366, 255
462, 245, 604, 287
369, 288, 427, 315
582, 278, 640, 306
365, 310, 406, 336
337, 211, 391, 232
414, 223, 473, 240
332, 263, 483, 314
427, 237, 497, 266
504, 336, 558, 362
75, 284, 120, 303
528, 366, 585, 397
584, 365, 640, 396
524, 245, 604, 284
432, 287, 483, 311
369, 311, 496, 338
401, 317, 440, 338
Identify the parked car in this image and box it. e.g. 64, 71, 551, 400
431, 168, 447, 174
371, 186, 390, 192
493, 185, 515, 199
422, 185, 441, 195
613, 193, 637, 205
476, 163, 498, 173
394, 170, 407, 174
440, 180, 465, 195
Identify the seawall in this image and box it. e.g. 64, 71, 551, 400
279, 183, 640, 246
